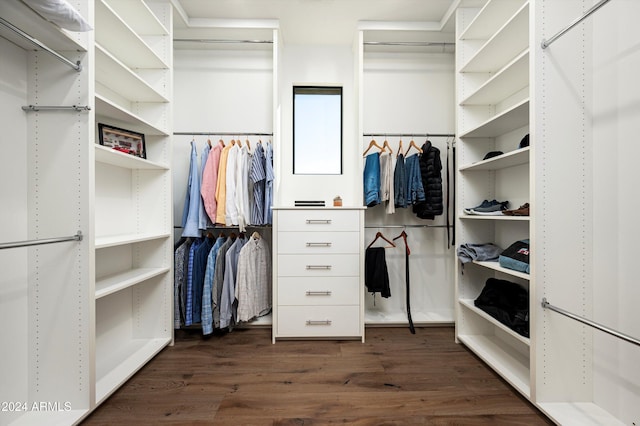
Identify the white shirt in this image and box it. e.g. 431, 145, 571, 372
235, 234, 271, 322
225, 144, 240, 226
235, 144, 252, 233
380, 152, 395, 214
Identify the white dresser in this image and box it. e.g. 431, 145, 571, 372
272, 207, 365, 342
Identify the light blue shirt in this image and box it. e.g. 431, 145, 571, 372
264, 141, 274, 225
220, 236, 247, 329
182, 141, 202, 237
201, 236, 226, 335
198, 143, 211, 230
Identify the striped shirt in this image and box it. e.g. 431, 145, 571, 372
250, 143, 266, 226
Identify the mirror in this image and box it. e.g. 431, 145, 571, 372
293, 86, 342, 174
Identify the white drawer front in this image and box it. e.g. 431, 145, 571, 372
277, 231, 360, 254
278, 254, 359, 277
277, 209, 359, 232
278, 276, 360, 305
277, 305, 361, 337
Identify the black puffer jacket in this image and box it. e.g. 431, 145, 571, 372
412, 140, 443, 219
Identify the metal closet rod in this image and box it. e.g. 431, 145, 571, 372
174, 38, 273, 44
363, 133, 455, 138
0, 17, 82, 72
22, 105, 91, 112
0, 231, 83, 250
364, 41, 455, 47
174, 131, 273, 136
541, 298, 640, 348
365, 224, 450, 229
541, 0, 612, 49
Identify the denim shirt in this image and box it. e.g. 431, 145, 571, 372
405, 153, 425, 205
363, 152, 381, 207
394, 153, 407, 208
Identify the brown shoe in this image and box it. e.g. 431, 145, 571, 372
502, 203, 529, 216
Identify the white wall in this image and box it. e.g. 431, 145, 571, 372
0, 37, 28, 411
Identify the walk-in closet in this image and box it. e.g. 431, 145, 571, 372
1, 0, 638, 424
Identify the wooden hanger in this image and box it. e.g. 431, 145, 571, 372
245, 138, 251, 150
382, 139, 393, 154
367, 231, 396, 249
393, 230, 410, 255
397, 139, 404, 157
207, 138, 212, 148
219, 138, 225, 147
363, 139, 385, 157
405, 139, 423, 156
251, 231, 261, 240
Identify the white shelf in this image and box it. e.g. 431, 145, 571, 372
9, 410, 88, 426
460, 98, 529, 138
473, 260, 530, 281
95, 144, 168, 170
460, 0, 528, 41
0, 0, 88, 52
96, 337, 171, 404
95, 267, 170, 299
457, 334, 530, 397
95, 232, 170, 249
103, 0, 169, 35
460, 213, 530, 221
460, 50, 529, 106
460, 147, 529, 171
459, 299, 530, 345
460, 3, 529, 73
365, 310, 455, 325
538, 402, 625, 426
95, 94, 169, 136
95, 0, 168, 69
96, 44, 169, 103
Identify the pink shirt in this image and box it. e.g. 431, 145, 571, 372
200, 141, 224, 224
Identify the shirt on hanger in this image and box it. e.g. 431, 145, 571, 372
250, 142, 266, 226
225, 144, 240, 226
201, 236, 227, 335
215, 144, 233, 225
201, 141, 223, 225
181, 141, 202, 237
220, 235, 248, 329
198, 143, 211, 230
236, 235, 272, 322
264, 141, 274, 225
235, 144, 252, 232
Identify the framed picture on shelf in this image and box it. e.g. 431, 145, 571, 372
98, 123, 146, 159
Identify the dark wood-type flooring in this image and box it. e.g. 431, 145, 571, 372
83, 326, 552, 425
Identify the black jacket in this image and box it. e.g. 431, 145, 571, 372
413, 140, 443, 219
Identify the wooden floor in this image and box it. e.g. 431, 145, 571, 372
83, 326, 552, 425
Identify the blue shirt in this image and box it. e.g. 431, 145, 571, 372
363, 152, 381, 207
250, 143, 266, 226
405, 153, 425, 205
192, 236, 214, 325
394, 153, 408, 208
182, 141, 202, 238
264, 141, 274, 225
202, 236, 227, 335
185, 238, 202, 326
198, 143, 211, 230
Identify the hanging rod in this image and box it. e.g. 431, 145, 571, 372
0, 17, 82, 72
174, 131, 273, 136
364, 41, 455, 47
365, 224, 450, 229
22, 105, 91, 112
363, 133, 455, 138
174, 38, 273, 45
0, 231, 83, 250
541, 298, 640, 348
541, 0, 612, 49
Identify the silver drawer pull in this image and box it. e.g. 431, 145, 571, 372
306, 219, 332, 224
306, 290, 332, 296
306, 320, 332, 326
306, 242, 332, 247
306, 265, 332, 270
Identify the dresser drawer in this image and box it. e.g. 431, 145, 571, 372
277, 209, 359, 232
278, 254, 359, 277
277, 276, 360, 305
277, 305, 361, 337
277, 231, 360, 254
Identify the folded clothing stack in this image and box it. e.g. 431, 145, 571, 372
474, 278, 529, 338
456, 242, 503, 264
464, 199, 509, 216
499, 239, 530, 274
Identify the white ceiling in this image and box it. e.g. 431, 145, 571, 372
171, 0, 469, 45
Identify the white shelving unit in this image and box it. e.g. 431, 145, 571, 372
0, 0, 92, 424
93, 0, 173, 407
357, 24, 457, 327
455, 0, 532, 401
